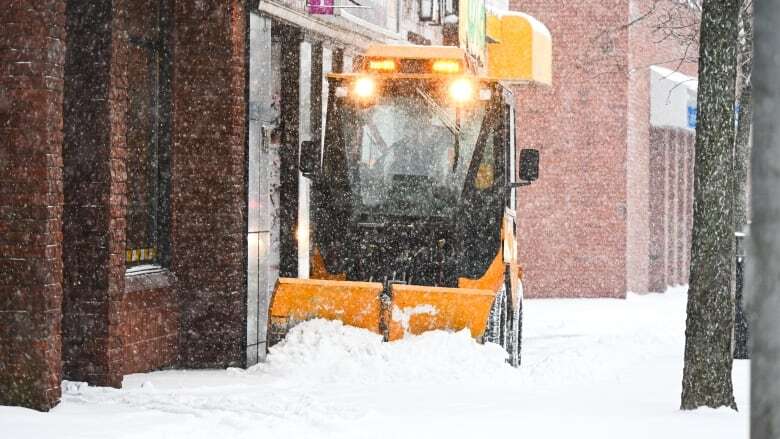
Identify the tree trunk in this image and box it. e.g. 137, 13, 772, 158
732, 2, 752, 360
680, 0, 739, 410
749, 0, 780, 434
734, 3, 752, 232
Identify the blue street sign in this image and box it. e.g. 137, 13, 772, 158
687, 105, 697, 129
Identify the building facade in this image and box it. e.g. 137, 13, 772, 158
510, 0, 699, 297
1, 0, 451, 411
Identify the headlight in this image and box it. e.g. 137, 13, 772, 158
449, 78, 474, 104
353, 77, 376, 99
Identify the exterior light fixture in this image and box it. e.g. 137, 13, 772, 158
419, 0, 434, 21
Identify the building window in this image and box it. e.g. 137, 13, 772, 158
125, 1, 170, 269
419, 0, 457, 23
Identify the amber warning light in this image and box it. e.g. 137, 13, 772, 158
432, 59, 462, 74
367, 59, 397, 72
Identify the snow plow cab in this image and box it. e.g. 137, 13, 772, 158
269, 38, 550, 366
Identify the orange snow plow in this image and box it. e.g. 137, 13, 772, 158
387, 284, 496, 341
268, 278, 384, 341
268, 18, 551, 366
269, 278, 496, 344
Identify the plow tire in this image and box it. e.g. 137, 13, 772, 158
507, 284, 522, 367
485, 286, 509, 349
503, 267, 523, 367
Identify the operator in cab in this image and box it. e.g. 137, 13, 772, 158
388, 112, 439, 177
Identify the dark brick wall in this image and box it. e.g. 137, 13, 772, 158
119, 284, 178, 374
170, 0, 247, 368
62, 0, 127, 387
117, 0, 179, 376
3, 0, 248, 405
63, 0, 181, 385
0, 1, 66, 410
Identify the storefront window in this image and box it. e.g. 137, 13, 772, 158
125, 1, 169, 269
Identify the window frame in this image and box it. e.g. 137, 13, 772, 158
124, 1, 172, 272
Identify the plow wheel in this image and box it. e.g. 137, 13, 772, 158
485, 284, 509, 350
485, 268, 523, 367
507, 277, 523, 367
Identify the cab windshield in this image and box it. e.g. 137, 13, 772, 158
338, 83, 488, 218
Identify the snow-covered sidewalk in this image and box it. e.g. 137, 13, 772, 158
2, 288, 749, 438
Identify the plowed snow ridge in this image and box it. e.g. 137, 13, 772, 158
249, 319, 517, 384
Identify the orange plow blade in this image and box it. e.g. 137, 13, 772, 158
388, 284, 496, 341
267, 278, 498, 346
268, 278, 384, 346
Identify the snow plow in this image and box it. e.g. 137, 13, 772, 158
269, 12, 551, 366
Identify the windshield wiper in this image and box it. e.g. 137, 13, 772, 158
415, 87, 461, 172
415, 87, 460, 136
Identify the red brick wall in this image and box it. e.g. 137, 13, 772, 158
512, 0, 630, 298
119, 284, 178, 374
648, 127, 667, 291
626, 0, 697, 293
3, 0, 248, 403
170, 0, 247, 367
116, 0, 179, 377
511, 0, 698, 297
62, 0, 182, 387
684, 131, 694, 283
0, 1, 66, 410
649, 126, 695, 290
62, 0, 127, 388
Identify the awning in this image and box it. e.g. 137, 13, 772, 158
485, 9, 552, 85
255, 1, 404, 49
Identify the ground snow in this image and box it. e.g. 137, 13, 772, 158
251, 319, 513, 384
1, 288, 748, 439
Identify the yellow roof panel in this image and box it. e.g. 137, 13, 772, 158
485, 10, 552, 85
363, 44, 469, 62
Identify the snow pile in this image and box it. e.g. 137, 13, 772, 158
250, 318, 516, 384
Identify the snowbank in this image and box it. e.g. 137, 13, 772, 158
248, 318, 516, 384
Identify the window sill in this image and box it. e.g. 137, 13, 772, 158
125, 265, 175, 294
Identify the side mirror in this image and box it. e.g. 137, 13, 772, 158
299, 140, 320, 177
508, 149, 539, 188
519, 148, 539, 182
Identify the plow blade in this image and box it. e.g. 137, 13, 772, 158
388, 284, 496, 341
268, 278, 497, 346
268, 278, 384, 346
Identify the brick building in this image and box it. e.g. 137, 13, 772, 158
1, 0, 450, 411
510, 0, 699, 297
2, 0, 247, 410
